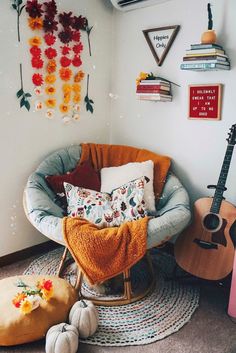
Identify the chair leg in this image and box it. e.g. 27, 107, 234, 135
123, 269, 132, 300
57, 247, 69, 277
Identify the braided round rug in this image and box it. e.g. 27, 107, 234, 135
24, 247, 199, 346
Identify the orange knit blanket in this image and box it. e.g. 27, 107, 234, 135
63, 143, 171, 284
63, 217, 148, 285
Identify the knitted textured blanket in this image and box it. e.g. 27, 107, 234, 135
63, 217, 148, 285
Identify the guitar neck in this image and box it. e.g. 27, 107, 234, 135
210, 144, 234, 214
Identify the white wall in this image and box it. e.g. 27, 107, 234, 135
110, 0, 236, 204
0, 0, 113, 256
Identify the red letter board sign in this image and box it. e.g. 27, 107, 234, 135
188, 84, 222, 120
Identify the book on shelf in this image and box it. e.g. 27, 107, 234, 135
185, 48, 225, 55
137, 89, 170, 94
139, 80, 170, 86
190, 43, 223, 50
181, 59, 230, 66
180, 62, 230, 70
138, 95, 172, 102
137, 93, 172, 99
184, 52, 228, 58
182, 54, 229, 62
136, 84, 170, 92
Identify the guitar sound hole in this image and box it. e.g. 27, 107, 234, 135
202, 213, 221, 232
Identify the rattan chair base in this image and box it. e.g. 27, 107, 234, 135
58, 247, 155, 306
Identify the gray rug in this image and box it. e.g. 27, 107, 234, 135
24, 248, 199, 346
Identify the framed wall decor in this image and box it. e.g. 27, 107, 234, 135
142, 25, 180, 66
188, 84, 222, 120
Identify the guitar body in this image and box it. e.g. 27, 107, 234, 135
175, 197, 236, 280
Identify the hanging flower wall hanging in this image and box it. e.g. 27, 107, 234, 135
11, 0, 26, 42
16, 64, 32, 111
25, 0, 94, 121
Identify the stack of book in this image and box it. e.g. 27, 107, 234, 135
180, 43, 230, 71
136, 80, 172, 101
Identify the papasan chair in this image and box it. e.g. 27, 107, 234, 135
24, 144, 191, 305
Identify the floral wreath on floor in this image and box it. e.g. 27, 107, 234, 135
12, 278, 53, 314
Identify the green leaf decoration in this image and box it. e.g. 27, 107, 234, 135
20, 97, 25, 107
16, 88, 23, 98
24, 100, 30, 111
12, 4, 17, 9
20, 5, 25, 15
25, 93, 32, 98
95, 218, 102, 224
84, 74, 94, 114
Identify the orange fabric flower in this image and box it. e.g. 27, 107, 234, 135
45, 85, 56, 95
12, 292, 27, 308
46, 60, 57, 73
59, 67, 72, 81
73, 94, 81, 103
59, 103, 70, 113
45, 98, 56, 108
62, 83, 72, 93
45, 74, 56, 84
72, 83, 81, 93
63, 92, 71, 103
28, 17, 43, 30
28, 36, 42, 46
74, 70, 84, 83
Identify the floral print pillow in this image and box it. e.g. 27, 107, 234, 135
64, 177, 147, 228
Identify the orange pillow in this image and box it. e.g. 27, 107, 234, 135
0, 275, 77, 346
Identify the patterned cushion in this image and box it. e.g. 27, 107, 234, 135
64, 177, 147, 228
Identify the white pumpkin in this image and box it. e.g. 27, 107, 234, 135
69, 300, 99, 338
45, 323, 79, 353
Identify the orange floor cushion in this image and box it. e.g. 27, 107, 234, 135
0, 275, 77, 346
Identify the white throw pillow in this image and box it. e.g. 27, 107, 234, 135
64, 177, 147, 228
100, 160, 155, 212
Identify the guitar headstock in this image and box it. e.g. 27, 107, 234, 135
227, 124, 236, 145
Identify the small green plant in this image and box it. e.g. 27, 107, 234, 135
16, 64, 31, 111
84, 74, 94, 114
11, 0, 25, 42
207, 3, 213, 30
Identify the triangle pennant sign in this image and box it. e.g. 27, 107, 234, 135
143, 25, 180, 66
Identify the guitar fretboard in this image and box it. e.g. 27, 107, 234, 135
210, 144, 234, 214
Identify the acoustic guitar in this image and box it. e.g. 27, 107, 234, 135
175, 124, 236, 280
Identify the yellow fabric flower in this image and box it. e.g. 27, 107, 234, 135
73, 94, 81, 104
72, 84, 81, 93
28, 17, 43, 30
45, 85, 56, 95
45, 98, 56, 108
28, 36, 42, 47
62, 84, 72, 93
136, 72, 149, 86
74, 71, 85, 83
63, 92, 71, 104
59, 104, 70, 113
45, 74, 56, 84
41, 287, 53, 301
20, 299, 33, 315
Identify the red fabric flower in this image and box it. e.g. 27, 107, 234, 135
44, 0, 57, 18
43, 16, 58, 33
72, 31, 81, 42
44, 33, 56, 46
58, 28, 73, 44
31, 56, 44, 69
26, 0, 43, 18
60, 56, 72, 67
61, 46, 71, 55
30, 46, 42, 57
58, 12, 73, 27
73, 15, 88, 30
72, 43, 83, 54
32, 73, 43, 86
45, 47, 57, 59
72, 56, 82, 67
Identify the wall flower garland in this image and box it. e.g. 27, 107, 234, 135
24, 0, 94, 122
